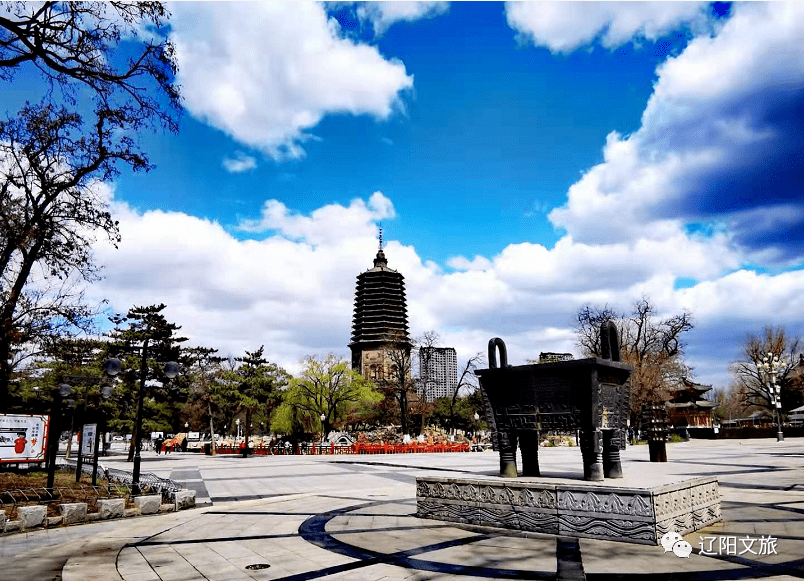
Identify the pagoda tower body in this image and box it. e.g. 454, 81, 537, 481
349, 242, 411, 380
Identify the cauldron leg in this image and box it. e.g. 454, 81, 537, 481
603, 430, 624, 478
648, 439, 667, 462
519, 432, 540, 477
580, 429, 604, 481
499, 431, 518, 477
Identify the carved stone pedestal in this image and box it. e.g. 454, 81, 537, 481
416, 475, 720, 545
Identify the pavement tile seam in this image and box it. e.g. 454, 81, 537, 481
12, 441, 804, 581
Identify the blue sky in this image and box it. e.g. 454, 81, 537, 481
118, 2, 686, 263
13, 1, 804, 390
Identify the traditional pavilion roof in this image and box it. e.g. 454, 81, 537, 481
666, 400, 717, 409
666, 377, 713, 395
665, 377, 715, 411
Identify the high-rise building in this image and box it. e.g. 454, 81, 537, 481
349, 238, 411, 380
418, 347, 457, 401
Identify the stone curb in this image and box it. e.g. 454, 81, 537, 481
0, 489, 197, 536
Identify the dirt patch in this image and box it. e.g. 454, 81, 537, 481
0, 470, 134, 520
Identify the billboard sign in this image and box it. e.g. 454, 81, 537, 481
0, 414, 49, 463
81, 424, 97, 456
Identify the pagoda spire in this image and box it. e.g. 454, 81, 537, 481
373, 227, 387, 269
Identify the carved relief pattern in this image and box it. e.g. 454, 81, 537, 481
558, 491, 653, 517
656, 504, 720, 537
690, 481, 720, 507
653, 482, 720, 519
537, 412, 583, 430
599, 382, 629, 430
418, 502, 522, 530
516, 488, 556, 508
418, 481, 557, 508
517, 511, 559, 533
418, 477, 720, 546
493, 376, 585, 431
559, 515, 656, 541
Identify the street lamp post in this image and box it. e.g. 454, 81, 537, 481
105, 347, 179, 494
236, 418, 241, 442
757, 352, 785, 442
91, 381, 114, 486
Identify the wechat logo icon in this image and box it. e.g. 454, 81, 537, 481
661, 531, 692, 558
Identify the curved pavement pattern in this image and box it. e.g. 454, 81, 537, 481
2, 439, 803, 581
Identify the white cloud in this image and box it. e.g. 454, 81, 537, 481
169, 2, 413, 160
85, 189, 804, 395
91, 197, 387, 373
447, 255, 493, 271
83, 3, 804, 397
505, 1, 710, 53
237, 191, 395, 246
547, 2, 804, 262
356, 1, 450, 35
221, 152, 257, 173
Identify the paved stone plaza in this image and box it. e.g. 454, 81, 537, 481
1, 438, 802, 580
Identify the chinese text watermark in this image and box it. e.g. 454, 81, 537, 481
661, 531, 780, 558
699, 535, 778, 556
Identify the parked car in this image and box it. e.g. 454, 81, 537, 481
112, 436, 124, 441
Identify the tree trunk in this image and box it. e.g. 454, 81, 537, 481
0, 238, 46, 408
399, 391, 408, 436
65, 432, 73, 460
208, 401, 216, 455
127, 423, 136, 462
0, 339, 11, 410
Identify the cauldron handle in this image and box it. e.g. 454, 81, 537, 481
600, 321, 621, 362
488, 337, 508, 369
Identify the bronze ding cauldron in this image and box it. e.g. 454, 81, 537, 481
475, 321, 632, 481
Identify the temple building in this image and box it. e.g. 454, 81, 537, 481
665, 378, 717, 432
349, 236, 411, 380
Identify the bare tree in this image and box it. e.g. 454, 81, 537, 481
0, 2, 180, 124
379, 331, 414, 436
414, 330, 440, 400
448, 352, 484, 432
0, 2, 180, 406
576, 297, 694, 424
706, 384, 744, 424
730, 326, 802, 417
575, 304, 619, 356
6, 277, 102, 376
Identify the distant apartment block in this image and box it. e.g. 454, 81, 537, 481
419, 347, 457, 401
538, 352, 574, 363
